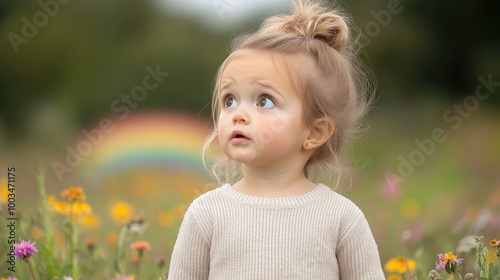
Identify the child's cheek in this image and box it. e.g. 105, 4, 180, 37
217, 115, 230, 144
254, 120, 288, 151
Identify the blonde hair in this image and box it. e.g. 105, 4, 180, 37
202, 0, 373, 189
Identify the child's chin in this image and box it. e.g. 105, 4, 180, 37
228, 154, 262, 166
229, 156, 252, 164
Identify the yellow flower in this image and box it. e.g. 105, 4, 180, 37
61, 186, 86, 202
0, 177, 8, 205
71, 201, 92, 215
112, 275, 135, 280
48, 195, 70, 214
387, 275, 402, 280
48, 195, 92, 219
400, 199, 420, 219
385, 256, 417, 274
487, 248, 499, 265
110, 201, 133, 224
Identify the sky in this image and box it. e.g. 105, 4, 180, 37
156, 0, 288, 31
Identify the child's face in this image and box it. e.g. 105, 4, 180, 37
217, 50, 310, 168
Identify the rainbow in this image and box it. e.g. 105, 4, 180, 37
81, 111, 211, 180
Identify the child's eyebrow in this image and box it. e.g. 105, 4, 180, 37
254, 80, 284, 98
220, 79, 235, 91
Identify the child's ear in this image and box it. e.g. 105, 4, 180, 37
303, 118, 334, 150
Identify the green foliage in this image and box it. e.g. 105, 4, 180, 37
397, 237, 500, 280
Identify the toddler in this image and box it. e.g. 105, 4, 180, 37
168, 0, 385, 279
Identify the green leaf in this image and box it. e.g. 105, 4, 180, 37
483, 247, 489, 259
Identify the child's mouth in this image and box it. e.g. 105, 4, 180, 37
231, 130, 250, 141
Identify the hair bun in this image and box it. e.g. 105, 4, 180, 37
260, 0, 349, 51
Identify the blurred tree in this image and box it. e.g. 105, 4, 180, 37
0, 0, 499, 140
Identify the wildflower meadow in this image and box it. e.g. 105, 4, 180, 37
1, 0, 499, 279
1, 167, 171, 280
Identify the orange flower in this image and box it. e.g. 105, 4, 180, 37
86, 237, 96, 251
30, 226, 43, 240
490, 239, 500, 247
61, 186, 86, 202
157, 211, 175, 227
106, 233, 118, 246
387, 275, 402, 280
130, 240, 151, 252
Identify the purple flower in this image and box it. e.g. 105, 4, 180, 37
14, 239, 38, 260
435, 251, 463, 274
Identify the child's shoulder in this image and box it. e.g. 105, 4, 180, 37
317, 183, 365, 216
184, 184, 227, 210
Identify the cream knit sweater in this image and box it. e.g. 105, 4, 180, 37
168, 183, 385, 280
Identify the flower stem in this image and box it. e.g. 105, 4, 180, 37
136, 253, 142, 280
25, 259, 36, 280
115, 226, 128, 273
69, 203, 79, 280
36, 166, 57, 278
72, 225, 79, 280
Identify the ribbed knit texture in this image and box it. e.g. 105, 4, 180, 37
168, 183, 385, 280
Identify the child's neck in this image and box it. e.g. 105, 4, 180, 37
232, 165, 316, 198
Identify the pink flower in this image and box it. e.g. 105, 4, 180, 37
381, 176, 401, 199
14, 239, 38, 260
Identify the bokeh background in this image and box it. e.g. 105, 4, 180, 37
1, 0, 499, 278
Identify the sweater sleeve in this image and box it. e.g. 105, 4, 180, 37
336, 213, 385, 280
167, 203, 211, 280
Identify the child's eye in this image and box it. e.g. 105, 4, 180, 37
257, 96, 275, 108
223, 96, 238, 108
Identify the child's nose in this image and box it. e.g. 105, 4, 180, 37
232, 108, 249, 124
